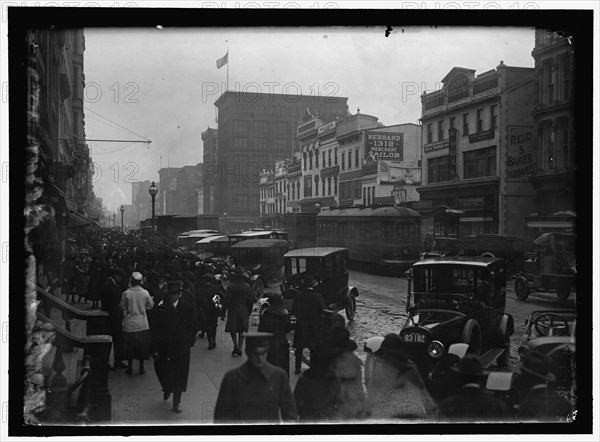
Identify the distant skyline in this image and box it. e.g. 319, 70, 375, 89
84, 26, 535, 212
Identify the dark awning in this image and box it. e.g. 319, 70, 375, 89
67, 210, 101, 228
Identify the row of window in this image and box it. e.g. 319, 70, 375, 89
232, 120, 290, 135
318, 220, 420, 243
539, 54, 570, 106
428, 146, 497, 183
363, 186, 376, 206
232, 137, 289, 151
339, 179, 362, 201
426, 105, 498, 144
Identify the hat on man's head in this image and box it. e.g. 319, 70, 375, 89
451, 353, 489, 379
243, 332, 273, 351
109, 266, 124, 275
520, 350, 556, 383
167, 280, 184, 295
329, 325, 357, 352
79, 248, 89, 255
377, 333, 410, 370
131, 272, 143, 282
299, 273, 316, 287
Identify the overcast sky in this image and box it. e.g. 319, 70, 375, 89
84, 26, 535, 212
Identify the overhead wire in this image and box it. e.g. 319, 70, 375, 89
85, 107, 151, 142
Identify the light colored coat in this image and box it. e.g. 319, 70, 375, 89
120, 285, 154, 332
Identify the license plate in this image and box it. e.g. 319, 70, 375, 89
401, 331, 428, 344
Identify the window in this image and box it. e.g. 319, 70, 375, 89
233, 137, 248, 149
328, 150, 332, 167
233, 194, 249, 209
449, 117, 455, 130
327, 177, 332, 195
304, 176, 312, 198
315, 177, 319, 196
334, 149, 338, 165
309, 152, 313, 169
253, 121, 268, 134
354, 180, 362, 199
315, 151, 319, 168
273, 121, 289, 135
463, 146, 497, 179
438, 120, 444, 141
490, 105, 497, 130
233, 120, 248, 132
355, 149, 359, 168
463, 113, 469, 135
340, 181, 350, 200
544, 62, 554, 104
561, 55, 570, 101
363, 187, 366, 205
372, 187, 376, 204
303, 153, 307, 170
427, 123, 433, 143
333, 177, 338, 195
348, 151, 352, 169
255, 138, 268, 150
477, 109, 484, 132
341, 152, 345, 170
273, 139, 288, 151
323, 152, 326, 167
427, 156, 450, 183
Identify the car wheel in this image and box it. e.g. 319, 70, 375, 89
556, 280, 571, 300
345, 294, 357, 321
252, 279, 265, 303
514, 276, 529, 301
461, 319, 482, 355
480, 252, 495, 258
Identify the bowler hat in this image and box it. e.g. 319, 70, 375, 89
167, 281, 184, 295
520, 350, 557, 383
243, 332, 273, 350
451, 353, 489, 378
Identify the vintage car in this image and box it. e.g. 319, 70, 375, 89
257, 247, 358, 322
366, 256, 514, 383
461, 234, 533, 280
517, 309, 576, 403
219, 239, 290, 301
513, 232, 576, 301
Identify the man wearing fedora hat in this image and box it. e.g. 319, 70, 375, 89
214, 332, 297, 423
258, 292, 291, 378
292, 273, 327, 374
516, 350, 573, 422
438, 353, 510, 422
150, 280, 198, 413
101, 266, 127, 369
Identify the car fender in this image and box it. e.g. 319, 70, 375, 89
447, 342, 469, 359
364, 336, 385, 354
342, 286, 359, 301
498, 313, 514, 338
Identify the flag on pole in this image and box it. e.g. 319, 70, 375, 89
216, 51, 228, 69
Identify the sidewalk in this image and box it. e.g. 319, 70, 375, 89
106, 319, 306, 425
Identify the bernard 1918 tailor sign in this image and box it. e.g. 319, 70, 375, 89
365, 132, 404, 160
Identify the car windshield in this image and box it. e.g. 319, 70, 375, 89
413, 265, 490, 296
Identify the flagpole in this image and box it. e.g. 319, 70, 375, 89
226, 42, 229, 92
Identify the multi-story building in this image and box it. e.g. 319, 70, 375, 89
131, 180, 154, 228
417, 62, 536, 239
158, 167, 181, 215
258, 169, 276, 227
210, 91, 349, 230
25, 28, 95, 282
201, 127, 218, 215
176, 164, 203, 216
337, 111, 383, 207
525, 30, 576, 240
285, 153, 303, 214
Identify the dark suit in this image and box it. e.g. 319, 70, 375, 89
517, 385, 573, 422
438, 384, 511, 422
292, 288, 326, 372
150, 299, 198, 395
101, 277, 124, 364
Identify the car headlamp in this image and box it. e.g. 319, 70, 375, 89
427, 340, 445, 359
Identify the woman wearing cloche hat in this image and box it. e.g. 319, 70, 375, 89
120, 272, 154, 375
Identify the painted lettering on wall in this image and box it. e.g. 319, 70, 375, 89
507, 126, 536, 182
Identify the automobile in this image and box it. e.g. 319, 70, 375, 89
365, 256, 514, 384
220, 239, 290, 301
460, 234, 533, 279
420, 237, 464, 260
517, 309, 576, 404
257, 247, 359, 323
513, 232, 576, 301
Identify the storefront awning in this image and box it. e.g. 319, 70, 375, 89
527, 220, 575, 229
67, 210, 101, 228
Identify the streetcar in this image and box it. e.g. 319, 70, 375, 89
317, 205, 422, 274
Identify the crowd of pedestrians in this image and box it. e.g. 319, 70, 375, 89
49, 229, 573, 424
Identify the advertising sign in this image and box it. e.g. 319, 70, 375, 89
506, 126, 536, 182
448, 127, 457, 178
365, 132, 404, 160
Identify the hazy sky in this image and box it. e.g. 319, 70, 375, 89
84, 26, 535, 212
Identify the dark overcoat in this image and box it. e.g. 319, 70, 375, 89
291, 288, 326, 350
222, 278, 254, 333
197, 282, 223, 331
101, 277, 124, 338
214, 361, 297, 423
438, 385, 511, 422
150, 299, 198, 393
293, 368, 344, 422
516, 385, 573, 422
258, 307, 290, 378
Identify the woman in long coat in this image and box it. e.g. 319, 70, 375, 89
150, 280, 198, 413
221, 269, 254, 356
87, 258, 105, 309
73, 249, 91, 303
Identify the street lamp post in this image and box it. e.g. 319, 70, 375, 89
113, 212, 116, 229
149, 182, 158, 251
120, 204, 125, 233
315, 203, 321, 248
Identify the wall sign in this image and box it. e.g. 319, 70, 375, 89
448, 127, 457, 178
424, 139, 449, 153
506, 126, 537, 182
447, 73, 470, 102
365, 132, 404, 160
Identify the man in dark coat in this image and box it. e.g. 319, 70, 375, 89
150, 280, 198, 413
101, 266, 126, 369
258, 293, 291, 378
438, 353, 511, 422
196, 274, 223, 350
214, 332, 297, 423
221, 268, 254, 356
516, 350, 573, 422
291, 273, 326, 374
